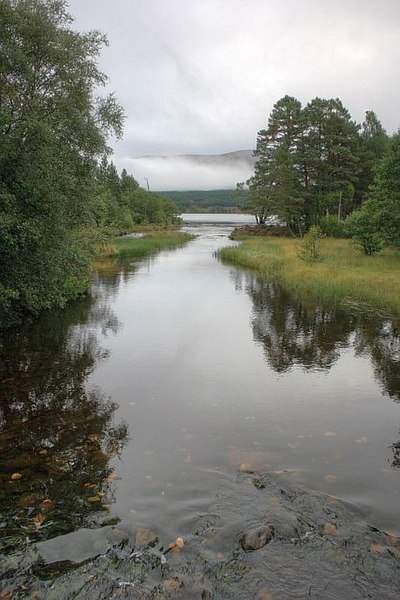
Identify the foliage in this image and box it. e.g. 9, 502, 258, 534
158, 189, 248, 213
95, 159, 181, 230
244, 96, 387, 232
345, 209, 383, 255
247, 95, 304, 230
319, 215, 348, 238
345, 133, 400, 253
366, 133, 400, 247
0, 0, 124, 327
297, 226, 323, 262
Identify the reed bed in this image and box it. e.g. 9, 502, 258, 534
220, 237, 400, 321
99, 231, 194, 259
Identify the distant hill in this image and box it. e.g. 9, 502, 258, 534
157, 188, 250, 213
140, 149, 255, 165
124, 150, 255, 192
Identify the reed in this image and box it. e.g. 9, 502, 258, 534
220, 237, 400, 321
99, 231, 194, 259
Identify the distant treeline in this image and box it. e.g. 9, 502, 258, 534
157, 189, 249, 213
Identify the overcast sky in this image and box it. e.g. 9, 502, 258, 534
68, 0, 400, 189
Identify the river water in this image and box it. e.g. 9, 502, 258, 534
1, 214, 399, 570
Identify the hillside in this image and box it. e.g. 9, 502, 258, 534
125, 150, 255, 192
157, 188, 250, 213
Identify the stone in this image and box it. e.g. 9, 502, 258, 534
135, 528, 158, 547
323, 522, 338, 536
240, 525, 274, 551
240, 463, 256, 474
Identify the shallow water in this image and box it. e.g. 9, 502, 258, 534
1, 215, 399, 570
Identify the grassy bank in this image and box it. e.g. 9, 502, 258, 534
96, 229, 194, 259
220, 237, 400, 321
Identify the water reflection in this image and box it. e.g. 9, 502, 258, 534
0, 293, 128, 552
354, 320, 400, 402
235, 272, 354, 372
233, 271, 400, 465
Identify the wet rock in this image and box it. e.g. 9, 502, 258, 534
240, 525, 274, 551
323, 522, 338, 536
240, 463, 256, 474
370, 543, 386, 554
255, 591, 274, 600
161, 576, 184, 592
252, 477, 266, 489
135, 528, 158, 547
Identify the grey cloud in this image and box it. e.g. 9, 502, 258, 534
68, 0, 400, 185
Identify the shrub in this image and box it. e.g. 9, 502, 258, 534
320, 215, 348, 238
297, 226, 323, 262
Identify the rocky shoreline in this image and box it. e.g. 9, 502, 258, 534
1, 472, 399, 599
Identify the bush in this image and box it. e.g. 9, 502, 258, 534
345, 210, 383, 255
320, 215, 348, 238
297, 226, 323, 262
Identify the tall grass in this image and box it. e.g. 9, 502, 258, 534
97, 231, 194, 259
220, 237, 400, 321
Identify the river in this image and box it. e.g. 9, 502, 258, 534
1, 215, 399, 595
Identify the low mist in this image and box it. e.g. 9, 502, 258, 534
119, 151, 255, 191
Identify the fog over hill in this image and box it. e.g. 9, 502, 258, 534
119, 150, 255, 191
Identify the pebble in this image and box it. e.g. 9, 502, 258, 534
240, 524, 274, 551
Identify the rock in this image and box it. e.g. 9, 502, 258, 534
240, 463, 256, 474
370, 544, 386, 554
255, 591, 274, 600
135, 528, 158, 547
240, 525, 274, 551
161, 577, 184, 592
323, 522, 338, 536
252, 477, 266, 489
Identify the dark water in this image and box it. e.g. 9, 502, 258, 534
1, 216, 399, 571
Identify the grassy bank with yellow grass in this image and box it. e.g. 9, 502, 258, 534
96, 229, 194, 259
220, 236, 400, 321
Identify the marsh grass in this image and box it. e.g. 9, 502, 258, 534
99, 231, 194, 259
220, 237, 400, 321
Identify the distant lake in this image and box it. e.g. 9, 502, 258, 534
181, 212, 255, 224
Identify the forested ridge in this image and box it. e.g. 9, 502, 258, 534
157, 189, 249, 213
241, 95, 400, 252
0, 0, 179, 328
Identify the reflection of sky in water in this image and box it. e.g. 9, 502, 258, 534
87, 221, 400, 541
1, 218, 399, 566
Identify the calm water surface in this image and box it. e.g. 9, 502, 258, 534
1, 214, 399, 565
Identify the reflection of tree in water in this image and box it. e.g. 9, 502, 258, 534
0, 293, 128, 550
238, 272, 354, 372
354, 320, 400, 402
232, 270, 400, 468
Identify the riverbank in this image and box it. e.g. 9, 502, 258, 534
220, 235, 400, 321
2, 471, 399, 599
96, 228, 195, 259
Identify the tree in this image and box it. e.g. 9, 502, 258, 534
0, 0, 124, 327
355, 110, 390, 203
246, 96, 363, 233
302, 98, 361, 224
248, 95, 304, 232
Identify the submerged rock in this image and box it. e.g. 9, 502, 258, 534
240, 525, 274, 551
2, 473, 400, 599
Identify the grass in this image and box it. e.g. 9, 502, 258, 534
220, 237, 400, 322
96, 229, 195, 259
